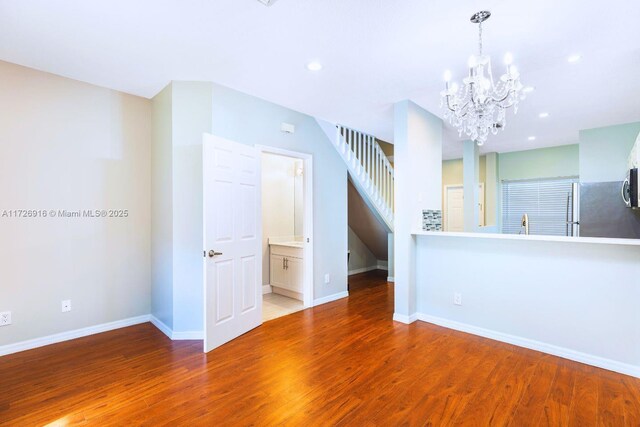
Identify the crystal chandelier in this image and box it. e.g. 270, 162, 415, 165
440, 11, 525, 146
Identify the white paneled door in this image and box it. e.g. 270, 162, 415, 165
203, 134, 262, 353
445, 184, 485, 231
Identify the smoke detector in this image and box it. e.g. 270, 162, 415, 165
257, 0, 279, 6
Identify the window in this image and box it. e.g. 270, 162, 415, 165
501, 177, 578, 236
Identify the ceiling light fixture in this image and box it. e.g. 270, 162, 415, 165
539, 112, 550, 118
256, 0, 279, 6
306, 61, 322, 71
528, 136, 536, 141
567, 54, 582, 63
441, 11, 526, 146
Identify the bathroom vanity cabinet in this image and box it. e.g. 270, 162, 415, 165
269, 243, 303, 299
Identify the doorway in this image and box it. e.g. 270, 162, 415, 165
258, 146, 313, 322
203, 135, 314, 353
444, 183, 485, 231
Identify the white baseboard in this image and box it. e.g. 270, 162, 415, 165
314, 291, 349, 306
0, 314, 151, 357
416, 313, 640, 379
262, 285, 272, 294
376, 261, 388, 271
348, 265, 389, 276
149, 315, 203, 341
387, 276, 395, 282
348, 266, 378, 275
392, 312, 418, 324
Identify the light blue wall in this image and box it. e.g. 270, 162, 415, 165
151, 83, 173, 328
171, 82, 213, 333
579, 122, 640, 183
498, 144, 579, 181
210, 83, 349, 300
151, 81, 349, 334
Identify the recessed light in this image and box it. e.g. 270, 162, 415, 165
567, 54, 581, 63
539, 112, 550, 118
523, 86, 535, 93
528, 136, 536, 141
306, 61, 322, 71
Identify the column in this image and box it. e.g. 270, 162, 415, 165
393, 100, 442, 322
463, 140, 479, 232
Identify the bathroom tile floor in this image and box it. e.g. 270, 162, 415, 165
262, 292, 304, 322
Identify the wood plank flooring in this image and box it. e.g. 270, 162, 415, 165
1, 270, 639, 426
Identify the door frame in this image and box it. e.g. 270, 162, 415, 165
443, 183, 485, 231
256, 145, 314, 309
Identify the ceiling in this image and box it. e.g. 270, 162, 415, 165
1, 0, 639, 159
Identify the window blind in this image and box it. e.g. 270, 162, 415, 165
501, 177, 577, 236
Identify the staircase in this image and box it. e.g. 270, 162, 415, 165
319, 121, 394, 232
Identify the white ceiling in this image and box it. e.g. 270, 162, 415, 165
1, 0, 639, 159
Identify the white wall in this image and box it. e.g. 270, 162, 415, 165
0, 61, 151, 346
348, 227, 378, 274
294, 159, 304, 236
415, 235, 640, 376
262, 153, 296, 285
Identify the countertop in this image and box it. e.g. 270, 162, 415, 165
412, 230, 640, 246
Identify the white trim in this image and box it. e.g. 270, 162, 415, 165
149, 315, 173, 339
150, 315, 204, 341
257, 145, 314, 309
416, 313, 640, 379
348, 263, 389, 276
348, 266, 378, 275
376, 261, 388, 271
0, 315, 150, 357
313, 291, 349, 306
387, 276, 395, 282
262, 285, 272, 294
393, 312, 418, 324
172, 331, 204, 340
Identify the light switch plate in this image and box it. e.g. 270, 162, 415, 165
0, 311, 11, 326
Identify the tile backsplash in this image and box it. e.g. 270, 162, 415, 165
422, 209, 442, 231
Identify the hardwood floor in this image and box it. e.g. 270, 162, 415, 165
2, 270, 640, 426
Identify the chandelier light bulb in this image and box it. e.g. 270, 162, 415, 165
440, 10, 525, 147
504, 52, 513, 65
444, 70, 452, 82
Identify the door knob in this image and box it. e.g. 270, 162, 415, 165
208, 250, 223, 258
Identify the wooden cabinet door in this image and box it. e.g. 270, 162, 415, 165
270, 254, 287, 288
285, 257, 304, 293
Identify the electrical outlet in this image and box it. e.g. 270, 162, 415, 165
61, 300, 72, 313
454, 293, 462, 306
324, 274, 330, 284
0, 311, 11, 326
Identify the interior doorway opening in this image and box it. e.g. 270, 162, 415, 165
259, 147, 313, 321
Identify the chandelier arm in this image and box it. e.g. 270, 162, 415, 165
444, 96, 457, 112
490, 88, 516, 104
